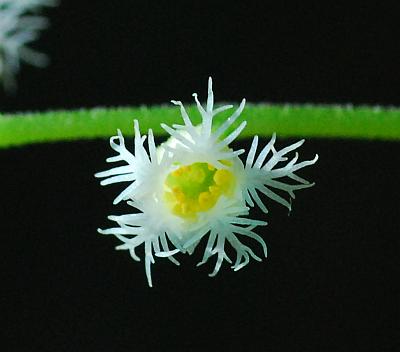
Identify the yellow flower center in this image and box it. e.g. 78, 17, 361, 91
164, 162, 235, 219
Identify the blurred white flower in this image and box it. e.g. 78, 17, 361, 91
96, 78, 318, 287
0, 0, 57, 91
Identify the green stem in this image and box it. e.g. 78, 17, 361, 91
1, 104, 399, 148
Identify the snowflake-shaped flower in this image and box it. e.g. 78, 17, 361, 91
0, 0, 57, 91
96, 78, 318, 287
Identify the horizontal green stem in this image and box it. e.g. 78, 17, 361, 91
1, 104, 399, 148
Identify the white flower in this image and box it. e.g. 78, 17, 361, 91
96, 78, 318, 287
0, 0, 57, 91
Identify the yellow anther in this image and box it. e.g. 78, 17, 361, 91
181, 203, 189, 215
198, 191, 215, 210
173, 203, 183, 216
172, 168, 184, 177
209, 185, 221, 196
214, 169, 232, 186
172, 186, 185, 202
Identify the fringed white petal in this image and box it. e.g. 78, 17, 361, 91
243, 136, 318, 213
98, 202, 182, 287
184, 198, 268, 276
162, 77, 246, 167
95, 120, 172, 204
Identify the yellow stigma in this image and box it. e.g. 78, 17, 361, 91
164, 162, 235, 219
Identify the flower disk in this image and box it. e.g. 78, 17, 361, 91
96, 78, 318, 287
164, 162, 235, 219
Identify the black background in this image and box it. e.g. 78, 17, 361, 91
0, 1, 399, 111
1, 1, 398, 351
